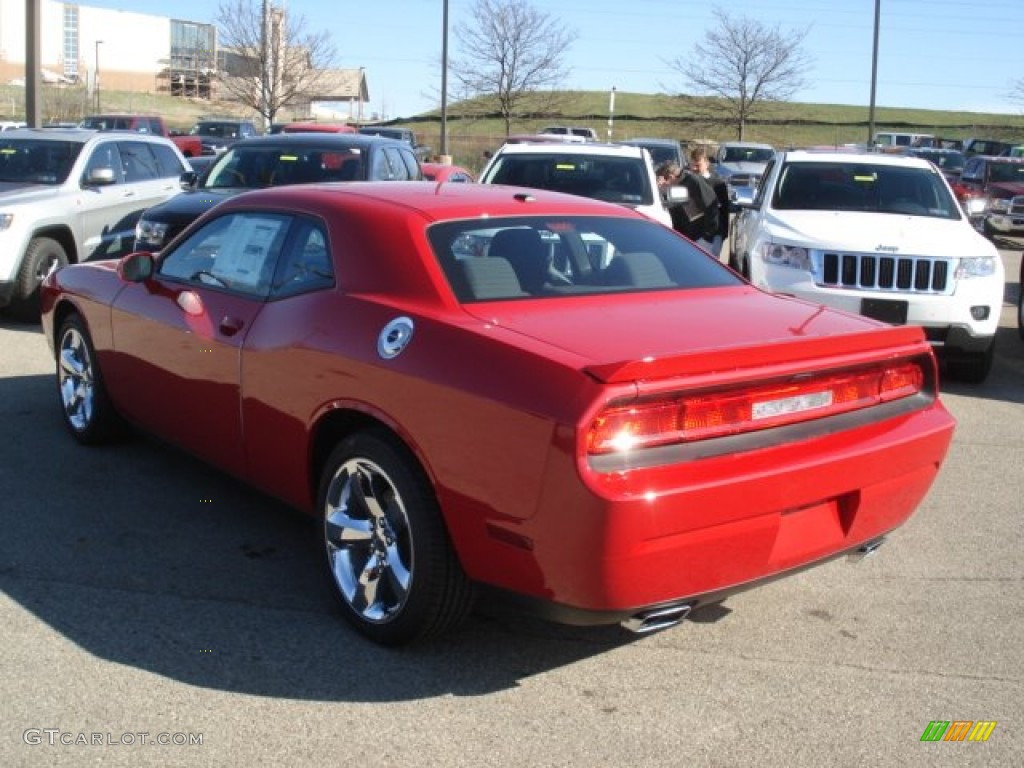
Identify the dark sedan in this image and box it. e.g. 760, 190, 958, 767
135, 133, 421, 251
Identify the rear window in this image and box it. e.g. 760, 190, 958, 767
0, 138, 82, 184
427, 216, 740, 302
484, 153, 654, 207
203, 145, 365, 188
773, 161, 961, 219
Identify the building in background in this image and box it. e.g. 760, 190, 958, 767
0, 0, 366, 117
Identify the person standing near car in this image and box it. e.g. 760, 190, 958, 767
687, 145, 729, 258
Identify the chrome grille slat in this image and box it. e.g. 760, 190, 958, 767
817, 252, 953, 294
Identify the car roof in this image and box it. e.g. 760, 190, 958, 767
224, 133, 409, 150
216, 179, 642, 220
619, 138, 680, 146
719, 141, 774, 149
0, 127, 168, 144
779, 149, 935, 169
493, 142, 647, 158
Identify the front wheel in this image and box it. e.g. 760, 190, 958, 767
1015, 286, 1024, 342
56, 315, 124, 443
9, 237, 67, 321
944, 341, 995, 384
318, 431, 474, 645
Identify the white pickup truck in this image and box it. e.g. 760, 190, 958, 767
731, 150, 1005, 383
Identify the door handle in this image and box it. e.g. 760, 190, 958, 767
219, 316, 245, 336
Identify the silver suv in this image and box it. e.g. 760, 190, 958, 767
0, 128, 188, 319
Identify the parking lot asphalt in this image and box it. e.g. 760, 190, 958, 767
1, 246, 1021, 768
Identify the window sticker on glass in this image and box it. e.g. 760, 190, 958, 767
211, 216, 283, 288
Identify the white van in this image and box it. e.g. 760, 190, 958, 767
874, 131, 933, 148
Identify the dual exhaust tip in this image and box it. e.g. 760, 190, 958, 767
621, 537, 886, 634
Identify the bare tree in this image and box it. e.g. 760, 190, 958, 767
215, 0, 337, 128
451, 0, 577, 135
1011, 76, 1024, 110
669, 13, 812, 141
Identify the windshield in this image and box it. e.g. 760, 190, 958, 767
484, 154, 655, 207
722, 146, 774, 164
773, 161, 961, 219
202, 145, 366, 188
911, 150, 964, 171
987, 162, 1024, 184
191, 122, 241, 138
0, 139, 82, 184
428, 216, 739, 302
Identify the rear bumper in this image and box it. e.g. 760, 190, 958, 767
458, 401, 955, 620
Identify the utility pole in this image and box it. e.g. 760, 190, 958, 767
867, 0, 880, 147
95, 40, 103, 112
440, 0, 449, 158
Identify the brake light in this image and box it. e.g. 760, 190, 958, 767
586, 362, 924, 455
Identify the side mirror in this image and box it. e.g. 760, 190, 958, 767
179, 170, 199, 191
663, 184, 690, 207
84, 167, 116, 186
118, 251, 154, 283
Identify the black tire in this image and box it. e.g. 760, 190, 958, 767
9, 237, 68, 322
1018, 293, 1024, 342
945, 341, 995, 385
56, 314, 124, 444
1018, 262, 1024, 341
318, 430, 475, 645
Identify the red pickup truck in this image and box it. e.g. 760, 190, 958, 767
79, 114, 203, 157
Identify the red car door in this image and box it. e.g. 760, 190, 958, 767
107, 211, 291, 476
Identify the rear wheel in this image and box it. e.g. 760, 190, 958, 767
319, 430, 474, 645
9, 237, 67, 321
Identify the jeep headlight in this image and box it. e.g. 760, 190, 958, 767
760, 242, 812, 271
964, 197, 988, 216
135, 219, 169, 248
0, 213, 13, 231
956, 256, 997, 279
987, 198, 1010, 214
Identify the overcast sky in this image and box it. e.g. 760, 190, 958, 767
84, 0, 1024, 119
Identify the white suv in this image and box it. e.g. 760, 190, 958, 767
0, 128, 188, 319
731, 150, 1004, 383
478, 141, 680, 227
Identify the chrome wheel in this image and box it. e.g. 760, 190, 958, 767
59, 323, 95, 432
324, 456, 413, 623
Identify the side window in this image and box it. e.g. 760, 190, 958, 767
270, 218, 334, 298
399, 148, 420, 179
371, 148, 391, 180
158, 212, 291, 298
962, 159, 981, 181
119, 141, 160, 182
82, 143, 123, 184
753, 157, 776, 206
384, 147, 410, 180
149, 142, 187, 178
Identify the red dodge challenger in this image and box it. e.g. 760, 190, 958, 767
40, 181, 956, 645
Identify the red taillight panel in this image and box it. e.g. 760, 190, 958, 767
586, 361, 925, 455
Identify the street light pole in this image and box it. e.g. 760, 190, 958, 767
94, 40, 103, 112
867, 0, 880, 146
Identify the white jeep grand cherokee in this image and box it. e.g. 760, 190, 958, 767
731, 150, 1005, 383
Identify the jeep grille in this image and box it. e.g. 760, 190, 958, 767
818, 252, 953, 294
1010, 196, 1024, 216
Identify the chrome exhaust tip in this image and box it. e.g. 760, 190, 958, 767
848, 537, 885, 563
621, 603, 693, 634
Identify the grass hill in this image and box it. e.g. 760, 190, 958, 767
7, 83, 1023, 173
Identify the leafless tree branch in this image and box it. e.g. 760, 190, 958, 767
668, 12, 812, 140
451, 0, 577, 135
215, 0, 337, 127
